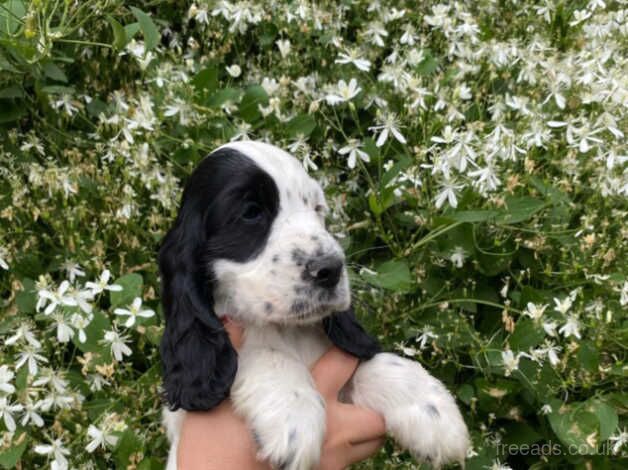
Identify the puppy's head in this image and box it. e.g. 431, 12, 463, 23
159, 141, 378, 410
207, 141, 350, 324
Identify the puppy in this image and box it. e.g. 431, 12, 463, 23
159, 141, 469, 469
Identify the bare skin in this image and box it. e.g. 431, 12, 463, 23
177, 319, 386, 470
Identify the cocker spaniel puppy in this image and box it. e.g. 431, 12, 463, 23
160, 141, 469, 469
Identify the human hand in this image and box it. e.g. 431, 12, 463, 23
178, 319, 386, 470
311, 346, 386, 470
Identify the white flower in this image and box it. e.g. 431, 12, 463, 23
487, 459, 513, 470
21, 397, 44, 427
37, 281, 76, 315
434, 179, 464, 209
70, 313, 92, 343
540, 404, 553, 415
416, 327, 438, 349
0, 366, 15, 394
609, 427, 628, 455
618, 282, 628, 306
52, 94, 79, 116
449, 247, 466, 268
85, 424, 119, 453
0, 397, 23, 432
558, 315, 582, 339
5, 323, 41, 348
34, 438, 70, 470
103, 329, 132, 361
15, 345, 49, 375
545, 342, 562, 366
501, 350, 519, 376
0, 246, 9, 270
523, 302, 548, 321
276, 39, 291, 58
542, 320, 558, 337
60, 260, 85, 282
395, 342, 419, 357
553, 296, 573, 315
369, 112, 406, 147
325, 78, 361, 105
501, 350, 531, 376
226, 64, 241, 77
114, 297, 155, 328
52, 312, 74, 343
335, 49, 371, 72
32, 368, 68, 393
338, 139, 370, 169
66, 287, 95, 314
85, 269, 122, 295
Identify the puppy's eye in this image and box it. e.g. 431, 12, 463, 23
314, 204, 326, 214
241, 201, 263, 222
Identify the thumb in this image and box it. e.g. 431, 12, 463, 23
311, 347, 359, 399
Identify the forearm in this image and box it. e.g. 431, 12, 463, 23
177, 400, 270, 470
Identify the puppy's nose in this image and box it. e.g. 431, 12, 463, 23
305, 255, 344, 288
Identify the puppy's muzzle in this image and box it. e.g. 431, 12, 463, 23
303, 255, 344, 289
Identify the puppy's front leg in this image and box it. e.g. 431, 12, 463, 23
232, 347, 326, 470
348, 353, 469, 468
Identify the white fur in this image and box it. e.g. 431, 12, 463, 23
163, 141, 469, 469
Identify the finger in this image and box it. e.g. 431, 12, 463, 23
342, 405, 386, 444
346, 437, 386, 464
222, 317, 244, 349
311, 347, 359, 398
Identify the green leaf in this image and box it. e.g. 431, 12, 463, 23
0, 101, 25, 122
285, 114, 316, 138
110, 273, 143, 308
368, 188, 396, 216
130, 7, 159, 51
587, 399, 618, 442
108, 16, 127, 50
449, 210, 499, 223
496, 196, 546, 224
192, 64, 219, 93
416, 54, 438, 76
124, 22, 140, 40
0, 0, 26, 35
114, 429, 142, 467
72, 311, 111, 355
0, 52, 20, 73
457, 384, 475, 405
206, 87, 242, 108
43, 62, 68, 82
0, 85, 23, 99
548, 404, 600, 453
15, 277, 36, 313
577, 341, 599, 372
363, 260, 413, 292
85, 397, 114, 421
239, 85, 268, 122
509, 318, 545, 350
0, 432, 28, 469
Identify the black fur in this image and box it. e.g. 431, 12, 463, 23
323, 307, 381, 360
160, 145, 379, 411
159, 148, 279, 411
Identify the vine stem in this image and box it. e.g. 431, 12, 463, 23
413, 298, 523, 315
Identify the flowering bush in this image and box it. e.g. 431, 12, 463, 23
0, 0, 626, 468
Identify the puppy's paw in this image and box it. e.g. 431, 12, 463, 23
351, 353, 469, 468
386, 398, 469, 467
248, 388, 326, 470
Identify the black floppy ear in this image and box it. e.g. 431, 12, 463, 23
323, 306, 381, 360
159, 201, 237, 411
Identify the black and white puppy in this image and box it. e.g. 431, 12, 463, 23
159, 141, 469, 469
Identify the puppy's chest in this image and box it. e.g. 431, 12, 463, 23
241, 324, 332, 367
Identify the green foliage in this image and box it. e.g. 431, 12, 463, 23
0, 0, 626, 469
